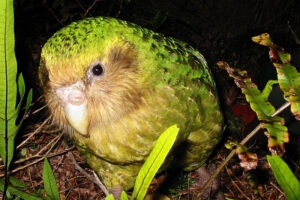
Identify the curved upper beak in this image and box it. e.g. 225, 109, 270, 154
56, 81, 89, 135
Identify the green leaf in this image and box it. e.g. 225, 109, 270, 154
224, 141, 238, 150
8, 177, 30, 188
120, 191, 129, 200
17, 73, 33, 117
217, 61, 289, 155
252, 33, 300, 120
43, 157, 60, 200
252, 33, 276, 48
236, 144, 247, 154
24, 89, 33, 115
105, 191, 128, 200
0, 178, 43, 200
267, 155, 300, 200
0, 0, 32, 170
21, 148, 27, 157
131, 125, 179, 200
262, 80, 278, 101
105, 194, 115, 200
0, 0, 17, 169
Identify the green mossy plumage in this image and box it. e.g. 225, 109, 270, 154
40, 17, 223, 190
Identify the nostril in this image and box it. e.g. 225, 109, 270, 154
56, 81, 86, 106
68, 90, 85, 105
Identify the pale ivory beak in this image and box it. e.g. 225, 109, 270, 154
56, 81, 89, 135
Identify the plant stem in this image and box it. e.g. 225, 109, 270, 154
197, 101, 291, 198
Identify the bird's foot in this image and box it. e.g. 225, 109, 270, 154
108, 187, 123, 200
196, 164, 224, 200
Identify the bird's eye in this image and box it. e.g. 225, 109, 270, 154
92, 63, 104, 76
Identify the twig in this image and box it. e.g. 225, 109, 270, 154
41, 129, 61, 134
31, 105, 47, 115
36, 132, 64, 156
225, 166, 250, 200
84, 0, 101, 17
288, 23, 300, 45
62, 140, 109, 195
224, 185, 235, 199
270, 101, 292, 117
74, 0, 93, 17
231, 181, 250, 200
17, 116, 51, 149
67, 150, 109, 195
93, 171, 109, 195
270, 182, 285, 196
0, 133, 64, 169
47, 7, 64, 26
197, 101, 291, 198
187, 173, 190, 200
0, 147, 74, 178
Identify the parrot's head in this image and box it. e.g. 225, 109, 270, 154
39, 19, 147, 136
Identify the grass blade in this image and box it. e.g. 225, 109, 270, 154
267, 155, 300, 200
131, 125, 179, 200
43, 157, 60, 200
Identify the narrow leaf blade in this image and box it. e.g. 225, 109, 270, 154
267, 155, 300, 200
42, 157, 60, 200
131, 125, 179, 200
0, 0, 18, 168
120, 191, 129, 200
0, 178, 43, 200
105, 194, 115, 200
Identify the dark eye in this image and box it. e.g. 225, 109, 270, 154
92, 63, 104, 76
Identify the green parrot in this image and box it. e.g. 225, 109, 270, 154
39, 17, 223, 191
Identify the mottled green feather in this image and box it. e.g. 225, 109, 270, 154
40, 17, 223, 190
42, 17, 213, 86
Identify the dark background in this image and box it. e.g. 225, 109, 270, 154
15, 0, 300, 143
14, 0, 300, 92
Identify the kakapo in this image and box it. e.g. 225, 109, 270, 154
39, 17, 223, 191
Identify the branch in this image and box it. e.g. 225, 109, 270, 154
62, 142, 109, 195
0, 147, 74, 178
197, 101, 291, 198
